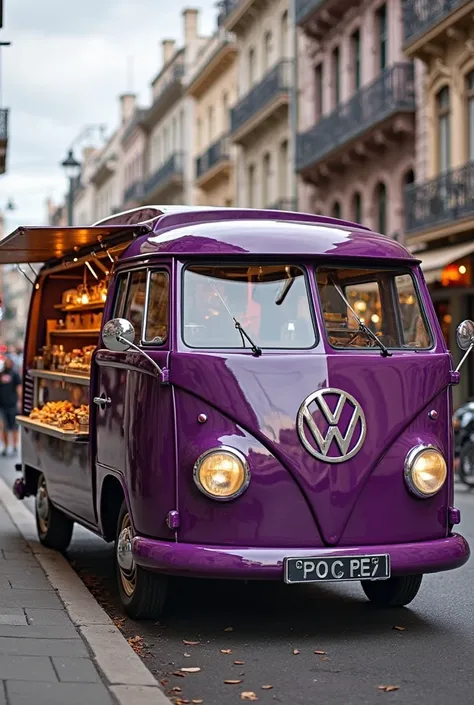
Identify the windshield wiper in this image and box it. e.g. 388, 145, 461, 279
329, 278, 392, 357
208, 280, 262, 357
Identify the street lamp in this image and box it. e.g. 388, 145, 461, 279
61, 148, 81, 226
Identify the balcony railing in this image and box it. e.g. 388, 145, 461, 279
144, 152, 184, 197
405, 161, 474, 234
196, 135, 231, 180
124, 181, 144, 203
295, 0, 326, 24
0, 108, 8, 142
296, 63, 415, 172
231, 60, 292, 136
267, 199, 297, 211
403, 0, 469, 45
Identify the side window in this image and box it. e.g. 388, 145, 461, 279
123, 270, 147, 338
144, 271, 169, 344
113, 274, 129, 318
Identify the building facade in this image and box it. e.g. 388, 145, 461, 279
0, 211, 30, 349
403, 0, 474, 405
187, 26, 238, 207
221, 0, 295, 210
296, 0, 415, 240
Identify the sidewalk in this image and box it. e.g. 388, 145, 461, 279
0, 478, 169, 705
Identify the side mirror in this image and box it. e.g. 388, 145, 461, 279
102, 318, 135, 352
456, 320, 474, 351
455, 320, 474, 373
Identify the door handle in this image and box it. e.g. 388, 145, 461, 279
93, 395, 111, 408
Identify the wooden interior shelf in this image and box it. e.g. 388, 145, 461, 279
53, 301, 105, 313
48, 329, 100, 336
16, 415, 89, 443
29, 369, 90, 386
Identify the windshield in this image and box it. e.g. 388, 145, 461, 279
316, 266, 432, 350
183, 264, 316, 350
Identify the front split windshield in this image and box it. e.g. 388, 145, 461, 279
316, 266, 432, 350
183, 264, 316, 349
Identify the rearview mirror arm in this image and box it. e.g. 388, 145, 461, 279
455, 341, 474, 373
116, 335, 166, 380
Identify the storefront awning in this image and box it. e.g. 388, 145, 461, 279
0, 224, 151, 265
416, 241, 474, 284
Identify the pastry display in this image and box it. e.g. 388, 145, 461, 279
29, 401, 89, 432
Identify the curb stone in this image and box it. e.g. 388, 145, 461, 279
0, 477, 171, 705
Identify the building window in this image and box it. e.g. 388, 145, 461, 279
436, 85, 451, 173
467, 71, 474, 161
222, 92, 229, 132
208, 105, 215, 143
264, 31, 273, 72
262, 152, 271, 207
352, 192, 363, 223
248, 47, 256, 89
375, 182, 387, 234
331, 201, 342, 219
279, 139, 288, 200
315, 63, 324, 119
351, 29, 361, 91
280, 11, 289, 58
403, 169, 415, 187
332, 47, 340, 107
248, 164, 255, 208
377, 4, 387, 72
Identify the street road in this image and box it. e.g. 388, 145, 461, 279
1, 459, 473, 705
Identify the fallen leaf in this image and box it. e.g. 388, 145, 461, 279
183, 640, 200, 646
127, 635, 143, 644
314, 650, 326, 655
172, 687, 183, 693
192, 701, 204, 704
392, 625, 405, 631
224, 626, 233, 632
293, 649, 300, 655
234, 660, 245, 665
241, 693, 258, 701
176, 699, 191, 704
180, 667, 201, 673
224, 680, 243, 685
320, 656, 330, 661
160, 680, 169, 687
184, 653, 191, 658
221, 649, 232, 654
173, 671, 186, 677
377, 685, 400, 692
261, 685, 273, 690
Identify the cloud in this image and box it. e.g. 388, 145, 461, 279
0, 0, 218, 229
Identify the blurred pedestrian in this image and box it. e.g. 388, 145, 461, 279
0, 357, 21, 456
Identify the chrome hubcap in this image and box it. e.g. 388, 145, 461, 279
117, 513, 136, 597
36, 477, 50, 534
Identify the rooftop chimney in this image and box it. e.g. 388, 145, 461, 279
183, 8, 199, 44
162, 39, 176, 65
119, 93, 136, 125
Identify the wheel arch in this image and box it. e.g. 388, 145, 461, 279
99, 474, 128, 542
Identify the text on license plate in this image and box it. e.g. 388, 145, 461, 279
284, 554, 390, 584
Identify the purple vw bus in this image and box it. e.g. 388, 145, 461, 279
5, 206, 470, 618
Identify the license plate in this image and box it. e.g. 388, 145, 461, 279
284, 554, 390, 584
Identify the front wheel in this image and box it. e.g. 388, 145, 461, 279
361, 575, 423, 607
115, 501, 168, 619
35, 473, 74, 552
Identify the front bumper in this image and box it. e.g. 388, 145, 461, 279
132, 533, 470, 580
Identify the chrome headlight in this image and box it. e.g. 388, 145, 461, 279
193, 446, 250, 501
404, 445, 447, 498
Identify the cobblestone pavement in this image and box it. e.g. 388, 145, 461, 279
0, 500, 117, 705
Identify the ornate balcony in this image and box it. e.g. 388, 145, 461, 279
218, 1, 267, 32
405, 161, 474, 239
230, 60, 292, 145
196, 135, 231, 188
297, 63, 415, 179
124, 181, 145, 204
143, 152, 184, 202
143, 63, 185, 129
403, 0, 473, 57
0, 108, 9, 175
296, 0, 356, 37
267, 199, 297, 211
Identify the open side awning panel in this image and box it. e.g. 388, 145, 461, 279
0, 224, 152, 265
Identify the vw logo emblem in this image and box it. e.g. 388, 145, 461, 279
297, 388, 366, 463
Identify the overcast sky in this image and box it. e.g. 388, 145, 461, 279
0, 0, 217, 234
